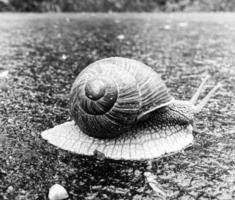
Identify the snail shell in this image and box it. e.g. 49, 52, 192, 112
70, 57, 174, 139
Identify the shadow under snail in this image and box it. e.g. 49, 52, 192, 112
41, 57, 221, 160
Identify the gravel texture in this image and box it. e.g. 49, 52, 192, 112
0, 13, 234, 200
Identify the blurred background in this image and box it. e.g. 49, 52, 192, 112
1, 0, 235, 12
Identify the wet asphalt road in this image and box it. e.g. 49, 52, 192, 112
0, 13, 235, 200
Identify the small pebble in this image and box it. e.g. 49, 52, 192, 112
93, 150, 105, 160
117, 34, 125, 40
48, 184, 69, 200
163, 25, 171, 30
178, 22, 188, 27
0, 70, 8, 79
134, 169, 141, 177
61, 54, 67, 60
7, 186, 14, 193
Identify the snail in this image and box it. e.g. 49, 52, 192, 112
41, 57, 221, 160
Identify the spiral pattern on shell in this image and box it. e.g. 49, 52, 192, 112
70, 57, 173, 139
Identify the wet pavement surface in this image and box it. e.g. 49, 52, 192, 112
0, 13, 235, 200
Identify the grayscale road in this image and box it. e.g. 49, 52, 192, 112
0, 13, 234, 200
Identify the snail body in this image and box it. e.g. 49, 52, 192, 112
41, 57, 221, 160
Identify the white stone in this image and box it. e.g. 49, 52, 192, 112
48, 184, 69, 200
0, 70, 8, 79
178, 22, 188, 27
163, 25, 171, 30
116, 34, 125, 40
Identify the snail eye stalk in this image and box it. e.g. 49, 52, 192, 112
190, 75, 210, 104
190, 75, 221, 113
194, 83, 221, 113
